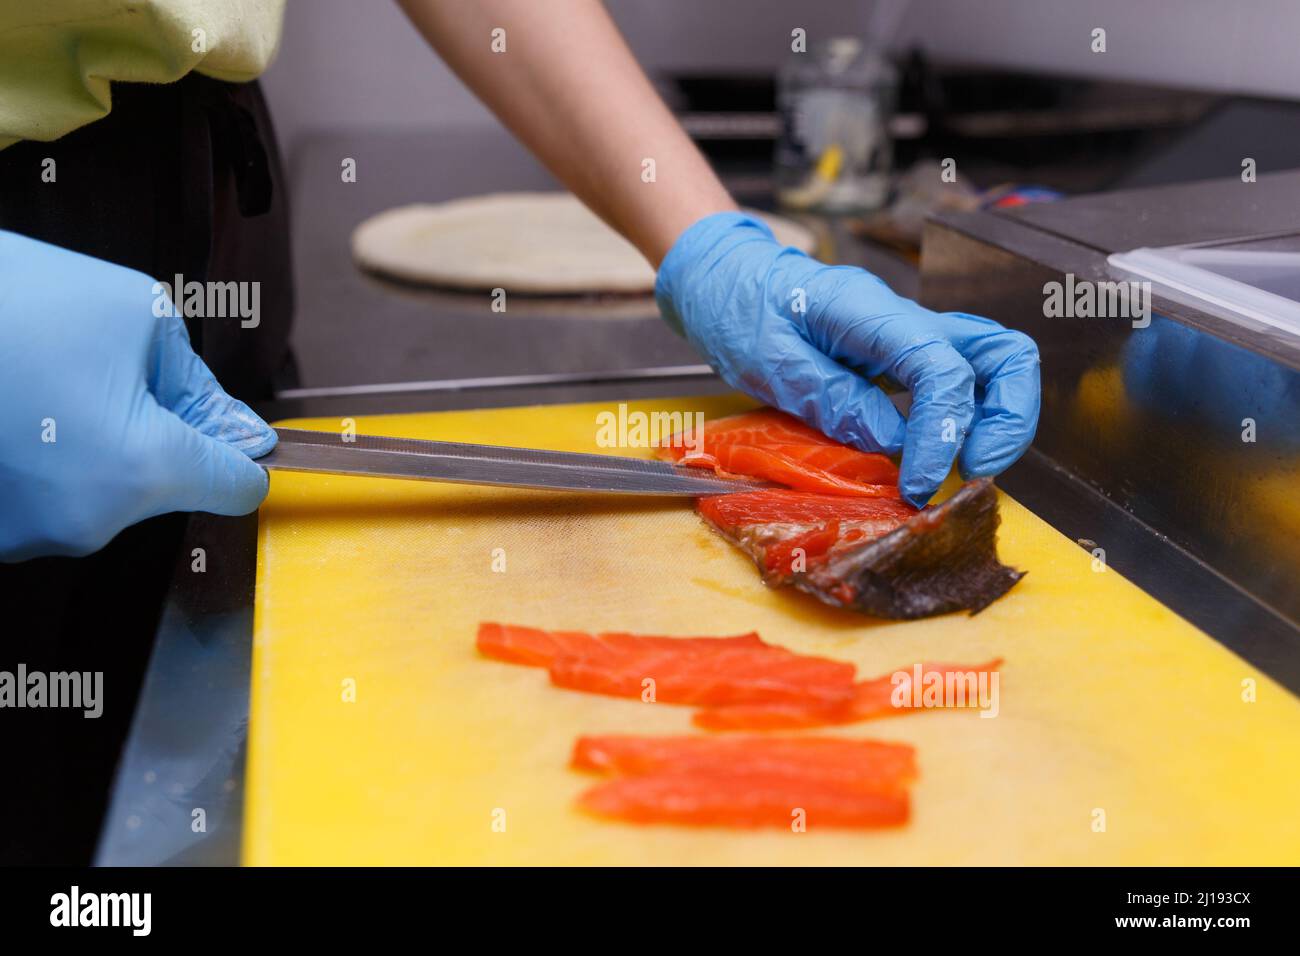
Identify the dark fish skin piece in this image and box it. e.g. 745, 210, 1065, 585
707, 479, 1025, 620
797, 479, 1024, 619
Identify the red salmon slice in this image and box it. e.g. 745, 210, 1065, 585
658, 408, 900, 496
572, 735, 916, 791
670, 408, 851, 455
698, 489, 917, 527
478, 623, 856, 707
699, 490, 919, 580
548, 644, 855, 706
693, 659, 1003, 731
476, 622, 764, 667
476, 623, 600, 667
693, 444, 901, 497
577, 771, 910, 829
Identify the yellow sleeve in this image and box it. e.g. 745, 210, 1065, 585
0, 0, 286, 148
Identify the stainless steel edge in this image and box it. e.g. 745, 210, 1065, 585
921, 181, 1300, 632
274, 365, 716, 401
95, 511, 257, 866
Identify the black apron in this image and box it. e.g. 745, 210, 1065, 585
0, 73, 294, 396
0, 75, 293, 863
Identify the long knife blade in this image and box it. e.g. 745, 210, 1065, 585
258, 428, 770, 496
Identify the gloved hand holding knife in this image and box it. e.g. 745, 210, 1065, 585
0, 232, 276, 560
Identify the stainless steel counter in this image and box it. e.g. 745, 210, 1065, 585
922, 171, 1300, 636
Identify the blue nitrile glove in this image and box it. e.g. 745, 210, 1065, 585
655, 212, 1041, 506
0, 231, 277, 560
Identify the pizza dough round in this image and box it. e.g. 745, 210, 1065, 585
351, 192, 816, 294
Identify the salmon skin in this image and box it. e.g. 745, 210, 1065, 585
702, 478, 1024, 620
693, 659, 1003, 731
573, 734, 915, 829
659, 408, 900, 497
663, 409, 1023, 619
477, 622, 856, 706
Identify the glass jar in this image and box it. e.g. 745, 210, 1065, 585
776, 37, 898, 213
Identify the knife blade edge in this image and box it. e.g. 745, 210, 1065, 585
259, 428, 770, 496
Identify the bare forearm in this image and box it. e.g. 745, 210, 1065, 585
396, 0, 736, 265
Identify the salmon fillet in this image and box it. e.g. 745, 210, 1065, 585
693, 659, 1003, 730
577, 772, 910, 828
659, 408, 900, 497
703, 479, 1025, 619
572, 734, 917, 789
477, 622, 856, 706
572, 735, 916, 829
476, 621, 765, 667
661, 410, 1025, 619
476, 625, 1004, 831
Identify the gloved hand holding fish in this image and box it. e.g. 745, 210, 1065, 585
658, 408, 1025, 619
655, 211, 1042, 508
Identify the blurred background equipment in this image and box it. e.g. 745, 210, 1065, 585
776, 36, 899, 211
351, 192, 814, 294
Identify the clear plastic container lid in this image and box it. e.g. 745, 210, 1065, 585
1108, 233, 1300, 337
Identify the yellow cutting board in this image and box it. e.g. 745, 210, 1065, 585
245, 396, 1300, 865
